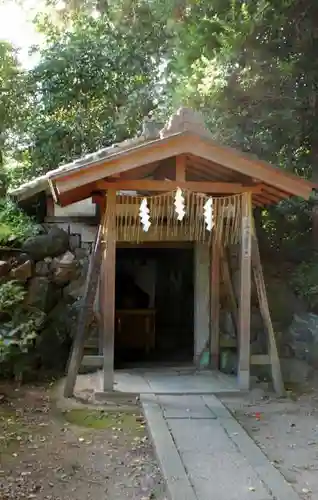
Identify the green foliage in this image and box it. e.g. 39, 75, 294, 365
166, 0, 318, 171
0, 198, 39, 245
259, 198, 312, 259
0, 280, 26, 313
20, 5, 169, 177
0, 41, 28, 170
291, 259, 318, 309
165, 0, 318, 257
0, 280, 45, 380
1, 0, 318, 317
0, 319, 38, 359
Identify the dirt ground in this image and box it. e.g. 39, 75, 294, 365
3, 378, 318, 500
0, 383, 167, 500
222, 384, 318, 500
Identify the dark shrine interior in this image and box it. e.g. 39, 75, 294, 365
114, 246, 194, 368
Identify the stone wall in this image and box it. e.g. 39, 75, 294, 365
44, 219, 97, 254
0, 226, 97, 372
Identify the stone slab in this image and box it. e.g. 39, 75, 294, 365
203, 395, 301, 500
167, 418, 236, 454
141, 395, 197, 500
158, 395, 217, 419
182, 450, 272, 500
112, 368, 239, 395
142, 392, 301, 500
145, 372, 239, 395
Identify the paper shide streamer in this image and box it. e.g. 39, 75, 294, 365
203, 197, 214, 232
174, 187, 186, 221
139, 197, 151, 232
111, 190, 244, 246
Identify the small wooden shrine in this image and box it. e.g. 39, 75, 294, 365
38, 108, 314, 397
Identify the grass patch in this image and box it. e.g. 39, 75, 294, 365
63, 409, 145, 432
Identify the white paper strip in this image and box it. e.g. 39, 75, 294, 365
139, 198, 151, 232
203, 197, 214, 231
174, 187, 185, 221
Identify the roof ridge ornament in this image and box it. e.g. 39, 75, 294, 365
141, 115, 163, 141
160, 107, 212, 139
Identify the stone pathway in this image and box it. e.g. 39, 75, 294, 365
141, 394, 301, 500
112, 367, 240, 395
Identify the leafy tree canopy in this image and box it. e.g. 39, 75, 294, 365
1, 0, 318, 261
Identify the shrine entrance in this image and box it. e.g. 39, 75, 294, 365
58, 108, 314, 399
114, 244, 194, 368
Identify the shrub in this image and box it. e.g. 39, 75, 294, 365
0, 281, 44, 381
290, 258, 318, 309
0, 280, 26, 313
0, 197, 39, 246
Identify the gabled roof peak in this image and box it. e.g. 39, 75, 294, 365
160, 107, 212, 139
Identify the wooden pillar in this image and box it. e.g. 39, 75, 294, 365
175, 155, 186, 182
237, 192, 252, 390
96, 195, 105, 358
194, 243, 210, 363
220, 248, 238, 335
210, 238, 220, 369
251, 226, 285, 396
100, 188, 116, 392
96, 279, 103, 355
64, 223, 103, 398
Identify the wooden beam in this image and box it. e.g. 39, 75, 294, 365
153, 158, 175, 180
46, 196, 54, 217
117, 241, 194, 249
210, 238, 220, 369
57, 182, 99, 207
117, 224, 201, 242
100, 188, 116, 391
251, 225, 285, 395
48, 178, 59, 204
96, 278, 103, 356
176, 155, 186, 182
64, 222, 104, 397
191, 136, 314, 200
54, 135, 187, 193
250, 354, 270, 366
220, 248, 238, 335
237, 192, 252, 390
92, 192, 106, 209
82, 355, 103, 368
51, 133, 314, 201
96, 179, 262, 194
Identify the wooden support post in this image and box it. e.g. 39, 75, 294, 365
238, 192, 252, 390
96, 197, 105, 357
251, 224, 285, 396
210, 237, 220, 369
220, 248, 238, 335
194, 243, 210, 367
64, 222, 104, 398
175, 154, 186, 182
97, 279, 103, 355
100, 188, 116, 392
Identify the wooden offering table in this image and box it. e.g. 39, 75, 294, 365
115, 309, 156, 354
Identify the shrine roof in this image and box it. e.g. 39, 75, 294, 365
10, 107, 315, 206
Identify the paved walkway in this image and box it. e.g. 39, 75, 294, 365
112, 366, 239, 394
141, 394, 301, 500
